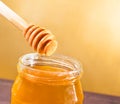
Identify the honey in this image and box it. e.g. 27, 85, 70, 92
11, 53, 83, 104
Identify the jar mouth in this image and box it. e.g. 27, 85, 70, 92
18, 53, 82, 84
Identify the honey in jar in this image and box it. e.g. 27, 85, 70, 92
11, 53, 83, 104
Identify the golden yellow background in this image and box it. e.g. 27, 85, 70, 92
0, 0, 120, 96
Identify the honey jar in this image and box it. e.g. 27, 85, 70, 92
11, 53, 83, 104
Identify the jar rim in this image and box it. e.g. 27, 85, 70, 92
18, 53, 83, 84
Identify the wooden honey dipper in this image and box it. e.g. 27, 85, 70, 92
0, 1, 57, 56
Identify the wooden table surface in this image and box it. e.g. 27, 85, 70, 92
0, 79, 120, 104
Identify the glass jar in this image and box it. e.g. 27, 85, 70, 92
11, 53, 83, 104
